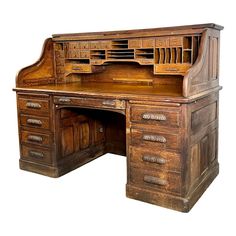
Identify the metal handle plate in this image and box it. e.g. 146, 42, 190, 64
26, 119, 42, 126
26, 102, 41, 109
29, 150, 44, 159
27, 135, 43, 142
142, 155, 166, 164
142, 113, 166, 121
143, 134, 166, 143
58, 98, 71, 103
102, 100, 116, 106
143, 175, 167, 186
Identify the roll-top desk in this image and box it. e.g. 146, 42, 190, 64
13, 23, 223, 212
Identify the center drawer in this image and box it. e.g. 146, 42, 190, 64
54, 96, 126, 110
131, 128, 181, 151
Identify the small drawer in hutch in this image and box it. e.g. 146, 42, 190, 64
100, 40, 111, 49
80, 50, 90, 58
80, 41, 89, 49
90, 41, 101, 49
142, 38, 155, 48
128, 39, 142, 48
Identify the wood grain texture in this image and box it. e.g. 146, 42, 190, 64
14, 24, 223, 212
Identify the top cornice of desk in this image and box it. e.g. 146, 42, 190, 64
52, 23, 223, 41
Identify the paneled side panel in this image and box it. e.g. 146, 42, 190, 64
191, 102, 217, 134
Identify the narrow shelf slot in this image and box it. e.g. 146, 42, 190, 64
183, 51, 192, 63
107, 49, 134, 59
65, 59, 90, 64
112, 39, 128, 49
183, 36, 192, 49
90, 50, 106, 59
135, 48, 154, 59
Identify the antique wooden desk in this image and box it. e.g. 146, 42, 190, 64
14, 24, 223, 212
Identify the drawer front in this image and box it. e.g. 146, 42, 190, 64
154, 64, 191, 75
20, 114, 50, 130
131, 128, 180, 151
65, 63, 92, 73
54, 96, 126, 110
130, 167, 182, 194
130, 105, 180, 128
130, 146, 181, 172
21, 145, 52, 165
18, 96, 49, 114
20, 130, 51, 147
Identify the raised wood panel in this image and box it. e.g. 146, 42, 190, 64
80, 122, 90, 149
209, 37, 218, 79
61, 126, 74, 156
191, 101, 217, 134
190, 144, 200, 185
200, 135, 209, 172
209, 128, 217, 163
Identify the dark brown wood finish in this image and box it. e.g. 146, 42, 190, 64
14, 24, 223, 212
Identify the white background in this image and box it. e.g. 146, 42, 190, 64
0, 0, 235, 235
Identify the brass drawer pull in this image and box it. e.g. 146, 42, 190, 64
29, 150, 44, 159
58, 98, 71, 103
143, 175, 167, 186
26, 119, 42, 126
26, 102, 41, 109
143, 134, 166, 143
142, 113, 166, 121
102, 100, 116, 106
27, 135, 43, 142
165, 67, 178, 72
142, 155, 166, 164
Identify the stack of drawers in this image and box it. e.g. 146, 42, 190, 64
128, 104, 183, 196
17, 94, 53, 169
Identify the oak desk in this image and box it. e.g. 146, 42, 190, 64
14, 24, 223, 212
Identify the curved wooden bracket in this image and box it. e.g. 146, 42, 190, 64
16, 38, 54, 87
